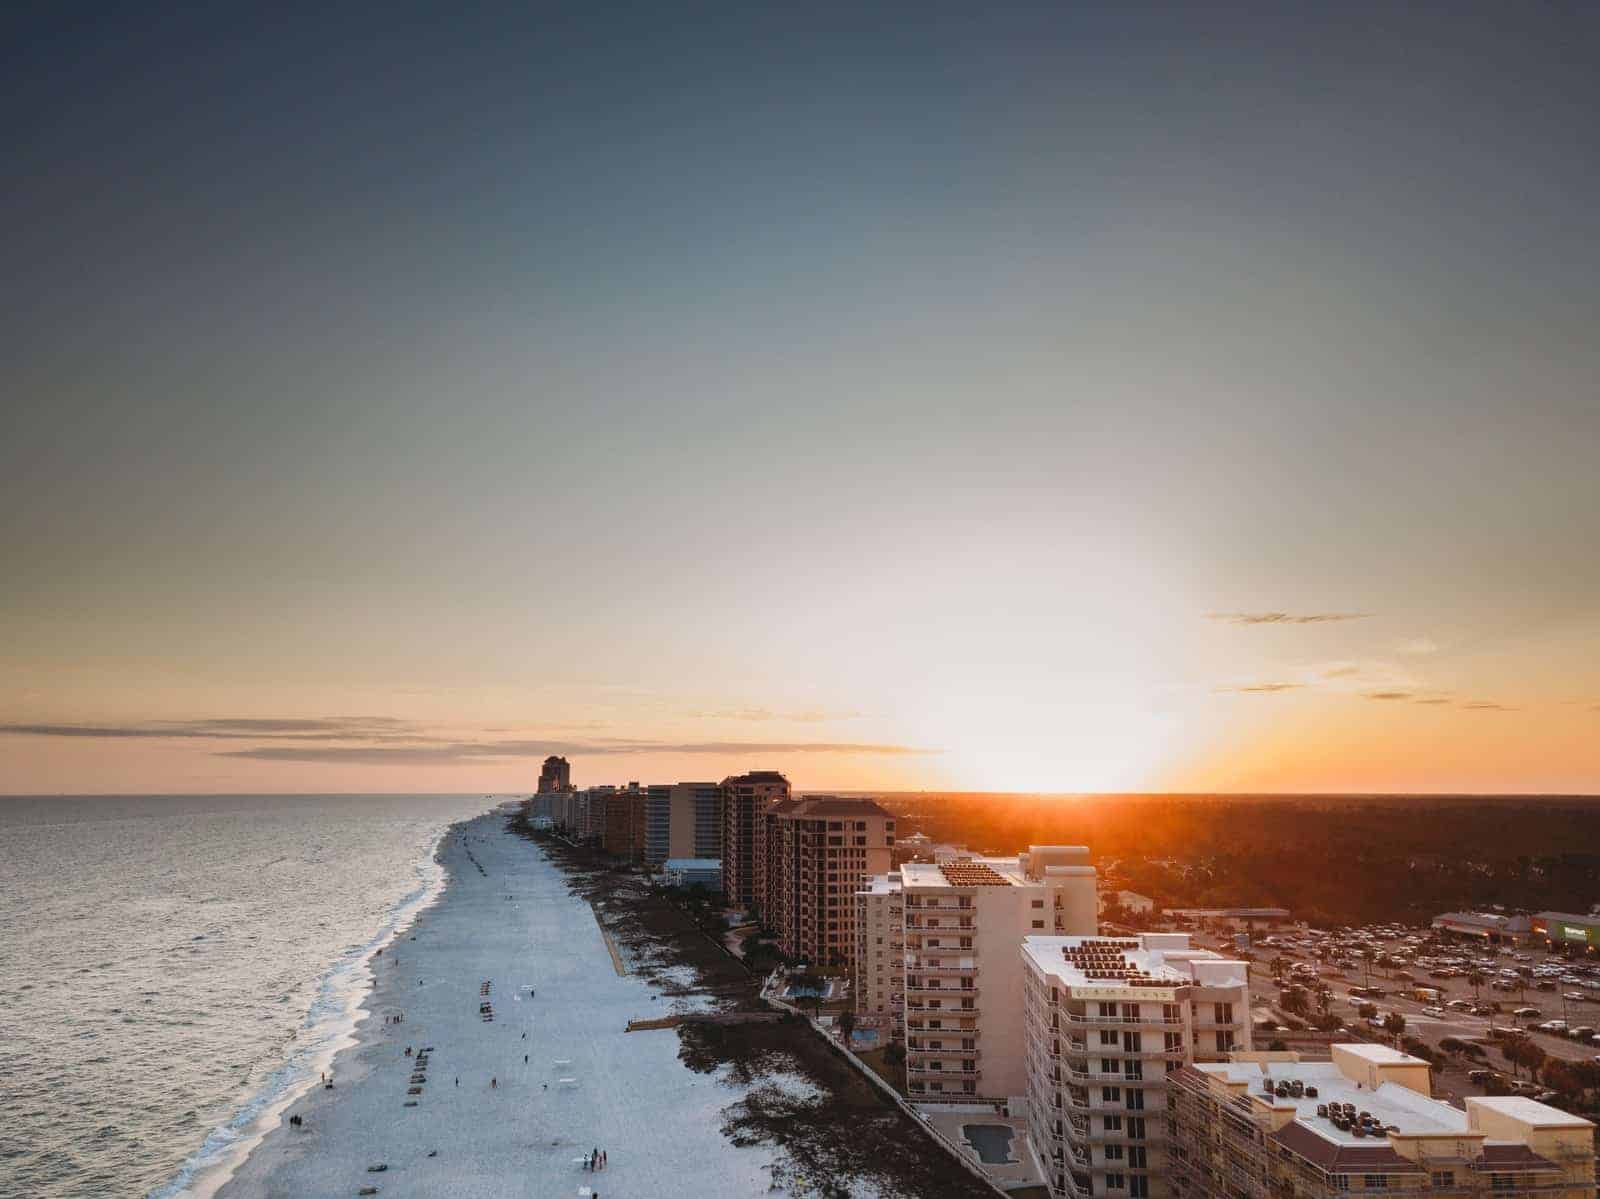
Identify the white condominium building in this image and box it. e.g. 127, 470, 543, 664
1021, 933, 1253, 1199
854, 872, 905, 1035
902, 846, 1099, 1102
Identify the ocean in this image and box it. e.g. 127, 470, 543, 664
0, 793, 497, 1199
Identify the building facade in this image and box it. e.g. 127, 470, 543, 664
602, 786, 648, 860
902, 847, 1100, 1101
537, 755, 571, 794
1021, 933, 1254, 1199
720, 770, 790, 909
854, 872, 905, 1035
761, 796, 896, 966
1169, 1045, 1596, 1199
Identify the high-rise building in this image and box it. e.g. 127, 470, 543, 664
643, 782, 721, 865
900, 847, 1100, 1100
760, 796, 896, 966
1169, 1045, 1596, 1199
602, 783, 648, 861
537, 755, 571, 794
720, 771, 790, 908
854, 872, 905, 1036
1021, 933, 1253, 1199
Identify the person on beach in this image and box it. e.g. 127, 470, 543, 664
601, 1150, 607, 1169
491, 1077, 497, 1088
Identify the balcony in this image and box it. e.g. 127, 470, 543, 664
906, 1064, 982, 1081
907, 1044, 979, 1060
1065, 1011, 1182, 1027
911, 962, 979, 976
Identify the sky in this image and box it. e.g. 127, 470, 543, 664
3, 2, 1598, 796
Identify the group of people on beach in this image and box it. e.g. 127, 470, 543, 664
384, 1012, 405, 1024
585, 1147, 607, 1172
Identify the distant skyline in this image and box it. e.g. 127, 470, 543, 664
4, 3, 1598, 795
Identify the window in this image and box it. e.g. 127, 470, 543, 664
1127, 1117, 1146, 1140
1431, 1172, 1455, 1188
1104, 1172, 1125, 1191
1100, 1030, 1119, 1046
1129, 1177, 1149, 1198
1031, 899, 1044, 909
1031, 920, 1045, 929
1102, 1115, 1123, 1131
1101, 1086, 1121, 1104
1213, 1001, 1233, 1024
1104, 1144, 1124, 1161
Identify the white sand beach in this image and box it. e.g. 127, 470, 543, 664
212, 811, 782, 1198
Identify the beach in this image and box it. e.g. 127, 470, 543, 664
212, 810, 779, 1198
211, 808, 997, 1199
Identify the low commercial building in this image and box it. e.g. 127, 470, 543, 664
1433, 910, 1534, 946
1021, 933, 1253, 1199
661, 858, 721, 891
1532, 911, 1600, 954
1169, 1044, 1595, 1199
1165, 907, 1291, 930
1104, 891, 1156, 916
854, 872, 905, 1035
903, 848, 1100, 1101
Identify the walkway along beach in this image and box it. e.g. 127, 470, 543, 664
212, 808, 995, 1198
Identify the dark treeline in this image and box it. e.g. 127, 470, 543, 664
876, 794, 1600, 928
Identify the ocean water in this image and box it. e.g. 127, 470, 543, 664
0, 793, 497, 1199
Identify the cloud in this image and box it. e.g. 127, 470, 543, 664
1362, 691, 1414, 701
221, 738, 937, 764
1320, 664, 1360, 679
1396, 638, 1439, 655
1207, 612, 1369, 625
686, 706, 863, 723
1413, 697, 1453, 705
0, 718, 436, 743
1461, 701, 1518, 712
1214, 683, 1304, 694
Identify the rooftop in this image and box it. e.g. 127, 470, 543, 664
901, 857, 1029, 889
1196, 1057, 1467, 1146
857, 872, 904, 896
784, 795, 893, 819
1022, 934, 1248, 990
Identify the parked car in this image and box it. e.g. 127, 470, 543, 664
1514, 1007, 1542, 1019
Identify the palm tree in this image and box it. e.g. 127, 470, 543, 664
1468, 970, 1485, 1009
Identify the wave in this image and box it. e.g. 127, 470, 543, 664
146, 819, 463, 1199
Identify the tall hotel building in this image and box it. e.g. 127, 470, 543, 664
759, 796, 896, 966
1021, 933, 1253, 1199
900, 847, 1099, 1101
1169, 1045, 1595, 1199
720, 771, 790, 908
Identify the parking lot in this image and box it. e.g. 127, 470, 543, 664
1186, 922, 1600, 1105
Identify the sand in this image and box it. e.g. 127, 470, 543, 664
212, 811, 780, 1198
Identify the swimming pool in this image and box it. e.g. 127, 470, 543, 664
962, 1123, 1015, 1164
850, 1029, 879, 1046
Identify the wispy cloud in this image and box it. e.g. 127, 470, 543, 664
1214, 682, 1305, 694
0, 718, 432, 743
1461, 701, 1518, 712
686, 706, 863, 723
1362, 691, 1414, 701
1320, 664, 1360, 679
1207, 612, 1369, 626
1413, 697, 1453, 705
222, 738, 937, 764
1396, 638, 1439, 655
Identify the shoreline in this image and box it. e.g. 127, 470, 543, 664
155, 814, 470, 1199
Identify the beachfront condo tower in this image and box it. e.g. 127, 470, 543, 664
854, 872, 906, 1037
1021, 933, 1253, 1199
720, 770, 791, 909
537, 755, 571, 794
901, 846, 1099, 1101
760, 796, 896, 967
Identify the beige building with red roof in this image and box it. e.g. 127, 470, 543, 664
1169, 1044, 1595, 1199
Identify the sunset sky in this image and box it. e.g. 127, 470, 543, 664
4, 3, 1598, 795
